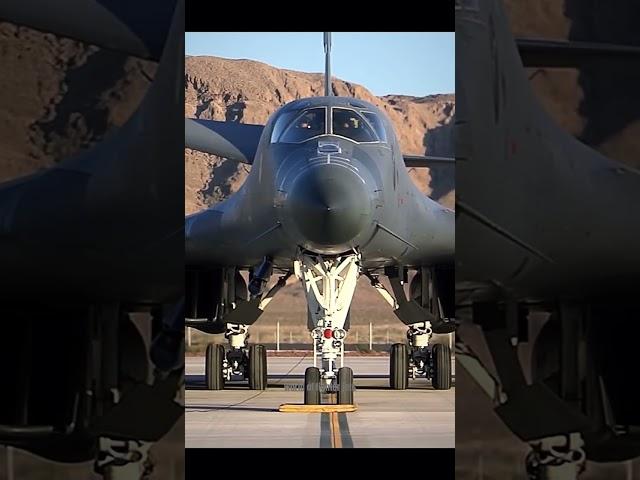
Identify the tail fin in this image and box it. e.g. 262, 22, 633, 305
67, 0, 183, 225
324, 32, 332, 96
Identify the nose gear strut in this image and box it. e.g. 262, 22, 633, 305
295, 252, 360, 404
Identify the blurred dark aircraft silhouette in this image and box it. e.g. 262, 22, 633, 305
0, 1, 184, 477
184, 32, 455, 404
456, 0, 640, 478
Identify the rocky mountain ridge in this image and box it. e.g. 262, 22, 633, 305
184, 55, 456, 214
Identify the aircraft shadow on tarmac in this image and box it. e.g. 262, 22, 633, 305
187, 405, 279, 413
185, 374, 455, 390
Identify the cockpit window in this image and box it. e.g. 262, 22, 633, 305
362, 111, 387, 143
270, 110, 297, 143
332, 108, 378, 143
274, 107, 326, 143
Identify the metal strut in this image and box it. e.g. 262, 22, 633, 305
455, 328, 587, 479
408, 321, 432, 348
525, 433, 586, 480
407, 321, 432, 378
95, 437, 152, 480
365, 271, 438, 379
227, 273, 291, 344
224, 323, 249, 349
455, 336, 508, 406
223, 272, 291, 381
295, 252, 360, 382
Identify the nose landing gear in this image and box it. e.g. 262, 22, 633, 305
296, 252, 360, 405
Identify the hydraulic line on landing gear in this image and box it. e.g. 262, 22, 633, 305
248, 256, 273, 298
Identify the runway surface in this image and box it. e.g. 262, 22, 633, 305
186, 355, 455, 448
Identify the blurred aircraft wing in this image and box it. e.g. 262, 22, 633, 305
403, 155, 455, 168
0, 0, 177, 60
185, 118, 264, 165
516, 38, 640, 68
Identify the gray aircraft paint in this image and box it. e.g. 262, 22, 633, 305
0, 1, 184, 303
455, 0, 640, 468
185, 96, 454, 272
456, 0, 640, 302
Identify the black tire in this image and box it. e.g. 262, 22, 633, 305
389, 343, 408, 389
205, 343, 225, 390
432, 343, 452, 390
337, 367, 354, 404
248, 344, 267, 390
304, 367, 322, 405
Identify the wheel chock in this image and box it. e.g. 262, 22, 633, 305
278, 404, 357, 413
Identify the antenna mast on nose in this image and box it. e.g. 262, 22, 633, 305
324, 32, 332, 96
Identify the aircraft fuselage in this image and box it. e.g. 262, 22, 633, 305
185, 96, 454, 271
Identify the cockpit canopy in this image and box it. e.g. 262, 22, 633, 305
270, 105, 387, 144
273, 107, 326, 143
332, 108, 388, 143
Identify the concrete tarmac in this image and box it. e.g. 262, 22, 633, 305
186, 355, 455, 448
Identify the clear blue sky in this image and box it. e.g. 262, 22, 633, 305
185, 32, 454, 97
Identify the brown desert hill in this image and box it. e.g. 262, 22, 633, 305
184, 55, 456, 215
502, 0, 640, 170
0, 22, 156, 183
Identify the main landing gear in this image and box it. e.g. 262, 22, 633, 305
205, 324, 267, 391
389, 321, 452, 390
455, 300, 618, 479
200, 268, 290, 391
296, 252, 360, 405
365, 268, 454, 391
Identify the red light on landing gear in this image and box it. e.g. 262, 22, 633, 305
323, 328, 333, 339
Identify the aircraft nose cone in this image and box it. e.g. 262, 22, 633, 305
288, 164, 372, 247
